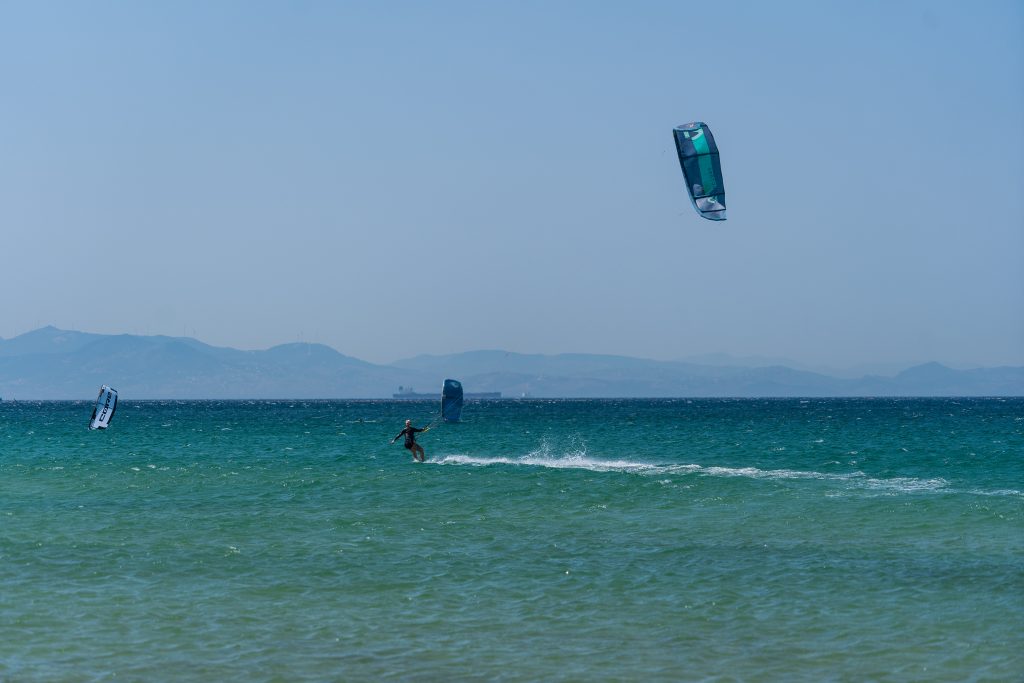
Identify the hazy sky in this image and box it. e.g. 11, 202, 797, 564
2, 1, 1022, 368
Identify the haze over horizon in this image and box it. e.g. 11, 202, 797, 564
2, 1, 1022, 369
4, 323, 1021, 399
2, 324, 1018, 380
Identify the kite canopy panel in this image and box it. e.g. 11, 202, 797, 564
89, 385, 118, 430
441, 379, 463, 423
673, 122, 726, 221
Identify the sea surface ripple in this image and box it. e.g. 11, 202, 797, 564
1, 398, 1021, 681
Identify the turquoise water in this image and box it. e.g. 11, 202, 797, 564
2, 398, 1021, 681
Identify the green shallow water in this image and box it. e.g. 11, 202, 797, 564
1, 399, 1022, 681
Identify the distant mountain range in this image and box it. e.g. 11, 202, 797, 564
0, 327, 1021, 399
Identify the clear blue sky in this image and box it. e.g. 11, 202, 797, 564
2, 0, 1022, 369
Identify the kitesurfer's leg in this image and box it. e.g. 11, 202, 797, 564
414, 444, 425, 462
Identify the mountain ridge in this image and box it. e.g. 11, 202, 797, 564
1, 328, 1021, 399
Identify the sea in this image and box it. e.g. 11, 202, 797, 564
1, 398, 1021, 682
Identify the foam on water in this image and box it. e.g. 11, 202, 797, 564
436, 452, 668, 474
433, 441, 669, 474
430, 442, 1005, 496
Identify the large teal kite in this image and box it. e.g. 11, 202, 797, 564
673, 122, 726, 221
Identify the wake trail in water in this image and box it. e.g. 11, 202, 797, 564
430, 445, 1021, 498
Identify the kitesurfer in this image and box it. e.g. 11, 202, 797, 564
392, 419, 428, 462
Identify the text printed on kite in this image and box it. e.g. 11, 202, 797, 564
89, 385, 118, 430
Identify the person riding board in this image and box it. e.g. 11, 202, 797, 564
392, 419, 428, 462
